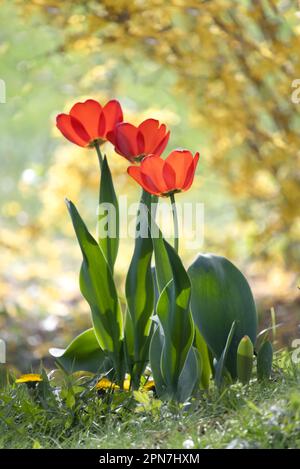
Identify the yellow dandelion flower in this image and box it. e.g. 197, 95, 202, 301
15, 373, 43, 384
142, 380, 156, 392
95, 377, 156, 393
95, 377, 120, 392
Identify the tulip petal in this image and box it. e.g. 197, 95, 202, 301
182, 152, 200, 191
137, 131, 145, 155
70, 99, 102, 140
106, 129, 117, 146
102, 100, 123, 136
163, 161, 176, 189
140, 173, 162, 195
114, 123, 140, 160
138, 120, 169, 156
56, 114, 90, 147
154, 130, 170, 156
165, 150, 194, 189
140, 156, 169, 194
127, 166, 159, 195
138, 119, 159, 153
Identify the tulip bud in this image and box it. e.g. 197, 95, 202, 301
257, 340, 273, 381
237, 336, 254, 385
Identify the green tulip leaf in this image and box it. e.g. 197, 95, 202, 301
149, 214, 194, 398
66, 199, 123, 373
149, 326, 166, 398
49, 328, 111, 374
188, 254, 257, 378
176, 346, 201, 402
125, 190, 155, 388
124, 308, 135, 374
97, 156, 119, 272
194, 327, 212, 390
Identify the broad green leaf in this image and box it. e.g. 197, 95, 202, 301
66, 199, 123, 372
97, 156, 119, 272
215, 321, 236, 389
49, 328, 110, 374
124, 308, 135, 375
149, 326, 166, 398
188, 254, 257, 378
176, 347, 201, 402
152, 239, 172, 294
151, 266, 159, 310
157, 277, 194, 394
194, 328, 211, 390
125, 190, 155, 388
257, 340, 273, 381
150, 216, 194, 397
208, 348, 215, 379
132, 324, 154, 388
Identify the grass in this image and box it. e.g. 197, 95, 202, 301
0, 351, 300, 449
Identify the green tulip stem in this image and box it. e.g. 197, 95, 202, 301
170, 193, 179, 253
94, 141, 103, 170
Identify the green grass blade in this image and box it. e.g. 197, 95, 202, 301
215, 321, 236, 389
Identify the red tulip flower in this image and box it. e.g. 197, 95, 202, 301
107, 118, 170, 162
127, 150, 200, 197
56, 99, 123, 148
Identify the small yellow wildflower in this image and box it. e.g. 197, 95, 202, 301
95, 377, 120, 392
15, 373, 43, 384
15, 373, 43, 389
95, 377, 155, 393
142, 379, 156, 392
